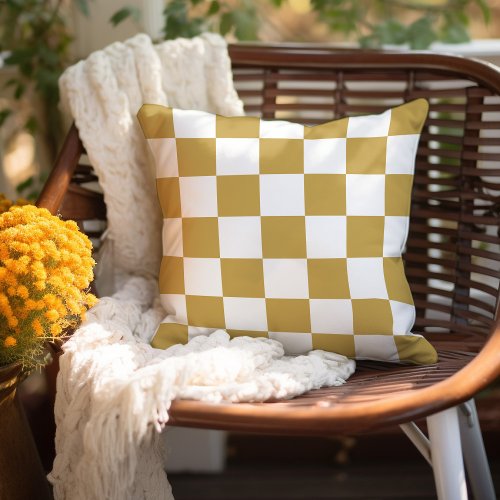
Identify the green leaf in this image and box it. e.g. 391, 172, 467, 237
475, 0, 491, 24
14, 82, 26, 99
441, 21, 470, 44
358, 34, 379, 48
407, 17, 437, 50
375, 19, 408, 45
15, 176, 34, 194
4, 78, 19, 89
0, 109, 12, 127
74, 0, 90, 17
24, 116, 37, 134
109, 6, 141, 27
232, 9, 258, 40
207, 0, 220, 16
37, 46, 60, 66
4, 48, 35, 66
219, 12, 234, 36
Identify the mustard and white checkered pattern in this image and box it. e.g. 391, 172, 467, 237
138, 99, 437, 364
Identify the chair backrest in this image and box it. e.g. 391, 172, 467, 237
55, 45, 500, 347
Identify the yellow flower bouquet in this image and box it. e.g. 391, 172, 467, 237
0, 200, 97, 370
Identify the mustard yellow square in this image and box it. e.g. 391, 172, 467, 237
157, 178, 182, 218
266, 299, 311, 332
305, 174, 346, 215
347, 216, 384, 258
151, 323, 188, 349
304, 117, 349, 139
137, 104, 175, 138
159, 256, 184, 294
312, 333, 355, 357
346, 137, 387, 174
186, 295, 225, 328
217, 175, 260, 216
389, 99, 429, 136
308, 259, 350, 299
261, 216, 307, 258
383, 257, 414, 305
216, 115, 260, 138
385, 175, 413, 216
394, 335, 438, 365
176, 138, 216, 176
260, 139, 304, 174
352, 299, 393, 335
182, 218, 220, 258
227, 329, 268, 338
221, 259, 265, 298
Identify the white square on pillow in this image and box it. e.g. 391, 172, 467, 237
390, 300, 415, 334
354, 335, 399, 361
160, 294, 188, 324
216, 138, 260, 175
179, 176, 217, 217
383, 216, 408, 257
263, 259, 309, 298
346, 174, 385, 216
223, 297, 268, 331
347, 258, 388, 299
306, 216, 347, 258
260, 119, 304, 139
173, 109, 216, 138
304, 139, 346, 174
184, 258, 223, 296
386, 135, 420, 174
260, 174, 305, 215
149, 138, 178, 177
219, 217, 262, 258
310, 299, 354, 334
347, 109, 391, 138
162, 218, 183, 257
268, 332, 312, 354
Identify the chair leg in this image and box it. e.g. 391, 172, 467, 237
427, 406, 468, 500
458, 399, 496, 500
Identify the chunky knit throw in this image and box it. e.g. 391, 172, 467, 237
49, 33, 355, 500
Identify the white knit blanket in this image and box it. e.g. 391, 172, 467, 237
49, 34, 356, 500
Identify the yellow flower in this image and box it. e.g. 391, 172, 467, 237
87, 294, 98, 308
45, 309, 59, 322
7, 316, 18, 328
32, 319, 44, 337
0, 203, 97, 367
25, 299, 38, 311
4, 336, 16, 348
35, 280, 46, 291
50, 324, 62, 336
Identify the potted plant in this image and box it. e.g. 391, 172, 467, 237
0, 197, 96, 500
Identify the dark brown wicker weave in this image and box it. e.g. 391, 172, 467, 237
38, 45, 500, 496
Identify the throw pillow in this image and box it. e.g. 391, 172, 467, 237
137, 99, 437, 364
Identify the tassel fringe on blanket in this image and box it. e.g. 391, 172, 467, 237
49, 33, 356, 500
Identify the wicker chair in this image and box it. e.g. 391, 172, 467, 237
38, 46, 500, 500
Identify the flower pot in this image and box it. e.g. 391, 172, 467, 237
0, 362, 52, 500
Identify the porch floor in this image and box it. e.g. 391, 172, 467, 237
169, 460, 500, 500
169, 430, 500, 500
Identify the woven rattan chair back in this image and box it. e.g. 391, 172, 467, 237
38, 46, 500, 435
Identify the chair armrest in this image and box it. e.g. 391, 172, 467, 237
37, 124, 84, 215
415, 315, 500, 412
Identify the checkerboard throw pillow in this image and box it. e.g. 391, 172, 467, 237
138, 99, 437, 364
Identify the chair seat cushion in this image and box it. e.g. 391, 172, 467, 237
137, 99, 437, 364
